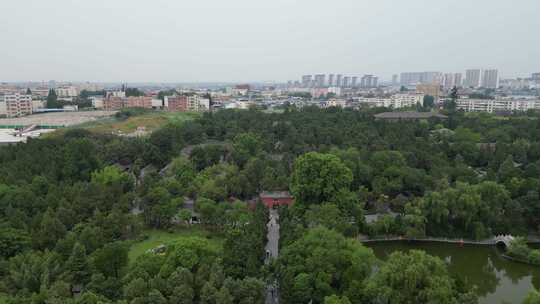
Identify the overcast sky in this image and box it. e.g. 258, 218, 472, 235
2, 0, 539, 83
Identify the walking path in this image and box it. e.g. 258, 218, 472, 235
265, 209, 279, 304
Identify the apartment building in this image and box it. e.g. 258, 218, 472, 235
400, 72, 441, 86
358, 93, 423, 109
465, 69, 482, 88
165, 95, 209, 112
416, 84, 441, 100
103, 96, 152, 110
0, 94, 33, 117
456, 98, 540, 113
442, 73, 462, 89
482, 69, 499, 89
326, 99, 347, 107
56, 86, 79, 98
361, 75, 378, 88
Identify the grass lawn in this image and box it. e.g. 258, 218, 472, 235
79, 111, 201, 134
128, 226, 223, 264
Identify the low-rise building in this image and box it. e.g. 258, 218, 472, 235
327, 99, 347, 107
358, 93, 423, 109
90, 97, 104, 109
0, 94, 33, 117
416, 83, 441, 101
456, 98, 540, 113
259, 191, 293, 209
103, 96, 152, 110
165, 95, 209, 112
56, 86, 79, 98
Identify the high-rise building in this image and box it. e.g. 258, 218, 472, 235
465, 69, 482, 88
351, 76, 358, 88
454, 73, 462, 88
336, 74, 343, 87
314, 74, 326, 87
400, 72, 441, 86
443, 74, 454, 89
328, 74, 335, 86
342, 76, 351, 88
442, 73, 462, 89
301, 75, 312, 88
392, 74, 399, 86
482, 69, 499, 89
361, 75, 378, 88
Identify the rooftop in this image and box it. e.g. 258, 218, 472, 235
260, 191, 292, 199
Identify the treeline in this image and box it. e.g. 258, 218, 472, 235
2, 106, 540, 303
0, 124, 269, 303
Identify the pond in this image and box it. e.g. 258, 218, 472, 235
365, 241, 540, 304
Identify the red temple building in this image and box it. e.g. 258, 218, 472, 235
259, 191, 294, 208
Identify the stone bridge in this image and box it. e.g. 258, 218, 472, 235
493, 235, 515, 248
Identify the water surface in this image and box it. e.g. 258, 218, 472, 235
365, 242, 540, 304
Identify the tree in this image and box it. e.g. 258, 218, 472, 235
200, 281, 219, 304
178, 208, 193, 226
91, 165, 133, 191
324, 295, 352, 304
91, 242, 129, 278
523, 289, 540, 304
365, 250, 476, 304
35, 208, 67, 249
65, 242, 91, 285
169, 284, 195, 304
444, 86, 458, 111
0, 227, 31, 258
232, 133, 263, 167
277, 227, 375, 303
290, 152, 353, 205
47, 88, 61, 108
215, 287, 234, 304
167, 156, 197, 191
124, 87, 145, 97
304, 203, 353, 235
423, 95, 435, 109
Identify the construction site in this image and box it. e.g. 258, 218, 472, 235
0, 111, 115, 145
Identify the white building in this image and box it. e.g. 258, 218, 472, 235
443, 73, 463, 89
151, 99, 163, 109
327, 87, 342, 96
400, 72, 442, 86
456, 98, 540, 113
358, 93, 423, 109
0, 97, 6, 117
32, 100, 45, 111
90, 97, 104, 109
56, 86, 79, 98
326, 99, 347, 107
0, 94, 33, 117
482, 69, 499, 89
465, 69, 482, 88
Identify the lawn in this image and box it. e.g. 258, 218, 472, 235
78, 111, 201, 134
128, 226, 223, 264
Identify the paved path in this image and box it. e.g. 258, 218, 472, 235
265, 209, 280, 304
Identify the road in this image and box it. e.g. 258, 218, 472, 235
265, 208, 280, 304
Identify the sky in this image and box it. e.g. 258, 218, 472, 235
2, 0, 539, 83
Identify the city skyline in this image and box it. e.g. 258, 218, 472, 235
2, 0, 540, 83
